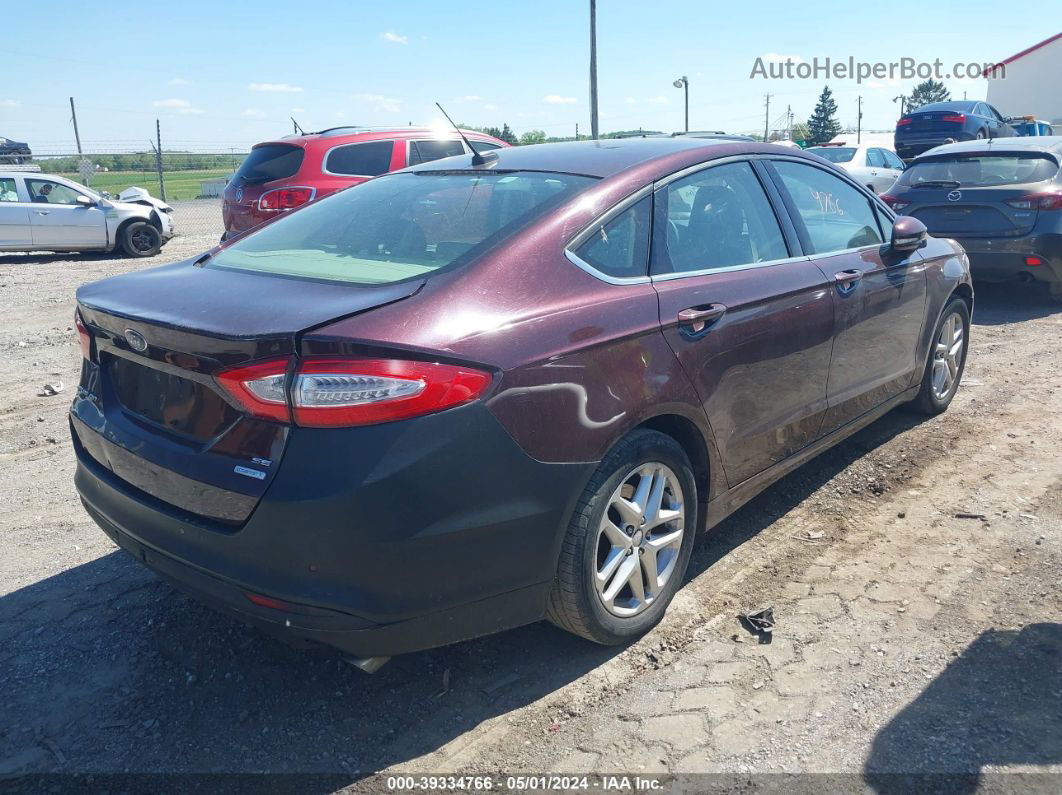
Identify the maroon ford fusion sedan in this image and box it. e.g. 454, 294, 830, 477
71, 138, 972, 667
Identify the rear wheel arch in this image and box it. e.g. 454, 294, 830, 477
634, 413, 712, 532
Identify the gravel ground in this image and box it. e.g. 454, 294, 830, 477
1, 215, 1060, 791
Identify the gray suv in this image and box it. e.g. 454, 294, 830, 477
882, 137, 1062, 300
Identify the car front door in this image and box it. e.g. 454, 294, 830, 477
650, 158, 836, 486
766, 158, 927, 436
0, 176, 32, 248
26, 178, 108, 249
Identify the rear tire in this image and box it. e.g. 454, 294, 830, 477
910, 296, 970, 415
975, 129, 986, 140
120, 221, 162, 257
1048, 282, 1062, 304
546, 430, 697, 645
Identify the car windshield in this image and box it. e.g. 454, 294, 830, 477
895, 153, 1059, 188
808, 147, 856, 163
208, 171, 598, 285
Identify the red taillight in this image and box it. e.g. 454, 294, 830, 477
74, 311, 91, 360
1006, 192, 1062, 211
941, 114, 966, 123
216, 357, 492, 427
1025, 255, 1046, 266
293, 359, 491, 428
215, 358, 292, 423
258, 186, 315, 211
880, 194, 910, 211
896, 117, 912, 127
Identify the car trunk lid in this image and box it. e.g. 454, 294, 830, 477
905, 187, 1040, 237
899, 111, 967, 136
73, 260, 423, 524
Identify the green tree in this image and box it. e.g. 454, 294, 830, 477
807, 85, 841, 145
519, 129, 547, 146
906, 79, 951, 112
498, 123, 518, 145
790, 121, 811, 144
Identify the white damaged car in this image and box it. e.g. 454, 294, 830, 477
0, 172, 174, 256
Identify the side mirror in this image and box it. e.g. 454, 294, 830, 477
891, 216, 927, 253
75, 195, 94, 207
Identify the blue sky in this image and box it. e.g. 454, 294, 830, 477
0, 1, 1049, 153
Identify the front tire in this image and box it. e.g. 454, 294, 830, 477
910, 296, 970, 415
120, 221, 162, 257
546, 430, 697, 645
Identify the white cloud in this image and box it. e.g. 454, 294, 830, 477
866, 81, 885, 90
335, 111, 346, 118
380, 31, 408, 45
458, 94, 482, 102
647, 95, 669, 105
168, 77, 190, 86
543, 94, 577, 105
152, 98, 203, 114
242, 108, 264, 117
291, 107, 306, 113
248, 82, 303, 93
484, 103, 498, 111
354, 92, 401, 113
625, 96, 637, 105
761, 52, 805, 64
0, 99, 20, 107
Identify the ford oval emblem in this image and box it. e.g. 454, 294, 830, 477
124, 328, 148, 353
234, 187, 244, 202
947, 190, 962, 202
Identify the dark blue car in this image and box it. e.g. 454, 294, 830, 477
895, 100, 1016, 162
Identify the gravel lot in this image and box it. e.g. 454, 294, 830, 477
1, 207, 1060, 790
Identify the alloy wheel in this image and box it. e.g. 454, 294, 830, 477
931, 311, 964, 401
594, 463, 686, 617
131, 229, 155, 253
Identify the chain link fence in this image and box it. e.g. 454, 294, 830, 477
25, 150, 250, 246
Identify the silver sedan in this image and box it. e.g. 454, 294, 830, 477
0, 172, 174, 256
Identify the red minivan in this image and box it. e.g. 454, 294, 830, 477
221, 127, 508, 239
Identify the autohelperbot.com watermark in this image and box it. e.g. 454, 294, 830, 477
750, 56, 1005, 83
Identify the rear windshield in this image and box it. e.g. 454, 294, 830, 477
234, 144, 304, 184
209, 171, 597, 285
896, 153, 1059, 188
807, 147, 856, 163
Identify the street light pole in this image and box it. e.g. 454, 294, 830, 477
589, 0, 599, 140
672, 76, 689, 132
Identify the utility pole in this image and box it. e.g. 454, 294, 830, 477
155, 119, 166, 202
575, 122, 579, 140
69, 97, 82, 155
589, 0, 599, 140
786, 104, 793, 142
763, 94, 772, 142
856, 95, 863, 144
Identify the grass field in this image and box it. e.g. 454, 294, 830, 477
48, 168, 235, 200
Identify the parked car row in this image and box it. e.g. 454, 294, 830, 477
71, 136, 972, 667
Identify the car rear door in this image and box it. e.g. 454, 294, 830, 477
0, 176, 32, 248
765, 158, 927, 436
26, 178, 108, 249
650, 158, 836, 486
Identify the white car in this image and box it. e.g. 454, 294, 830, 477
804, 142, 906, 194
0, 172, 174, 256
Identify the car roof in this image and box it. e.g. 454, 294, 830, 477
914, 136, 1062, 160
405, 137, 787, 179
914, 100, 979, 113
255, 127, 500, 148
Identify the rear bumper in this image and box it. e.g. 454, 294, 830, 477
73, 403, 595, 656
953, 232, 1062, 284
895, 133, 976, 160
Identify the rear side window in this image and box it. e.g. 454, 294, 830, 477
652, 161, 788, 275
324, 140, 395, 176
882, 150, 905, 170
867, 149, 887, 168
471, 141, 503, 153
772, 160, 884, 254
0, 177, 17, 201
408, 140, 465, 166
895, 154, 1059, 188
573, 196, 651, 279
235, 144, 304, 184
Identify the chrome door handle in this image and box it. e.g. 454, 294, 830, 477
834, 269, 863, 292
35, 210, 50, 215
678, 303, 727, 333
